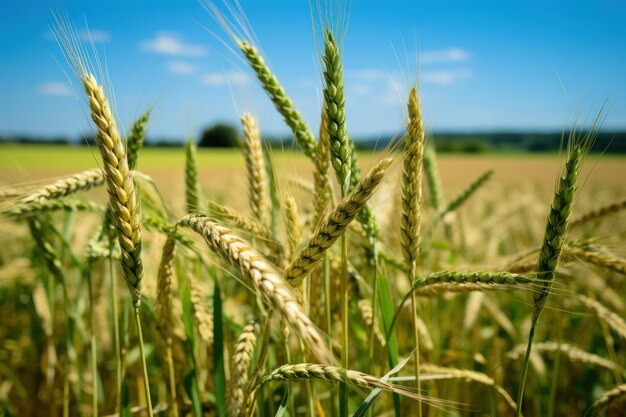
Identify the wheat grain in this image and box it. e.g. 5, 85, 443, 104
579, 296, 626, 342
570, 196, 626, 228
590, 384, 626, 415
126, 110, 150, 171
242, 113, 268, 224
423, 145, 443, 210
185, 139, 200, 213
8, 199, 103, 218
285, 157, 393, 285
312, 105, 331, 231
21, 169, 105, 204
237, 40, 316, 160
189, 276, 213, 345
177, 214, 330, 362
284, 194, 301, 260
229, 319, 259, 417
323, 30, 351, 193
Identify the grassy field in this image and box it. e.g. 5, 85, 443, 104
2, 144, 625, 205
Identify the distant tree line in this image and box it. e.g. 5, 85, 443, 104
1, 124, 625, 153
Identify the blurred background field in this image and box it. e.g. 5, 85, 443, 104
2, 144, 625, 206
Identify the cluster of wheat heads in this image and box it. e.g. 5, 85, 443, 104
0, 4, 625, 417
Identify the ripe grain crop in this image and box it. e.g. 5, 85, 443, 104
0, 2, 623, 417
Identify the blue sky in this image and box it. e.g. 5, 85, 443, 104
1, 0, 625, 141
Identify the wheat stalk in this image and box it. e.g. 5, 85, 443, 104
229, 319, 259, 417
285, 157, 393, 286
237, 40, 316, 160
402, 86, 426, 413
516, 127, 595, 416
284, 194, 301, 260
570, 196, 626, 228
433, 169, 493, 226
589, 384, 626, 415
8, 199, 103, 218
255, 363, 424, 400
126, 110, 150, 171
509, 342, 623, 375
323, 30, 351, 194
189, 276, 213, 345
242, 113, 268, 225
185, 139, 200, 213
420, 364, 517, 410
423, 145, 443, 210
579, 296, 626, 342
312, 105, 331, 230
21, 169, 105, 204
177, 214, 330, 362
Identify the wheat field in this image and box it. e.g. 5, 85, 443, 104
0, 3, 625, 417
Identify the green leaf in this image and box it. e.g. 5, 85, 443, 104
184, 369, 203, 417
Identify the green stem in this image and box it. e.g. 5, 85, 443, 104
87, 270, 98, 417
516, 322, 536, 417
134, 307, 153, 417
340, 232, 349, 417
165, 341, 180, 417
109, 241, 122, 416
409, 262, 423, 417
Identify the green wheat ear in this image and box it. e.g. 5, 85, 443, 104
127, 110, 150, 171
515, 123, 599, 417
323, 29, 351, 195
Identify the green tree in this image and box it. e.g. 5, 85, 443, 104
198, 123, 241, 148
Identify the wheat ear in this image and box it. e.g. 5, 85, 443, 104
21, 169, 105, 204
285, 157, 393, 286
509, 342, 623, 374
570, 196, 626, 228
423, 145, 443, 210
79, 70, 151, 415
433, 169, 493, 226
254, 363, 425, 401
127, 110, 150, 171
284, 194, 301, 260
589, 384, 626, 416
579, 296, 626, 342
177, 214, 330, 362
420, 364, 517, 410
402, 86, 426, 412
82, 73, 144, 303
185, 139, 200, 213
237, 40, 316, 160
8, 199, 102, 218
516, 130, 594, 415
207, 201, 284, 258
189, 276, 213, 345
564, 245, 626, 275
312, 105, 331, 230
229, 319, 259, 417
323, 30, 351, 194
241, 113, 269, 225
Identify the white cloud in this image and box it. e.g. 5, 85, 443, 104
141, 32, 207, 57
421, 48, 470, 64
167, 60, 197, 75
38, 82, 72, 97
79, 29, 111, 44
201, 70, 250, 86
350, 83, 371, 96
422, 68, 471, 85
